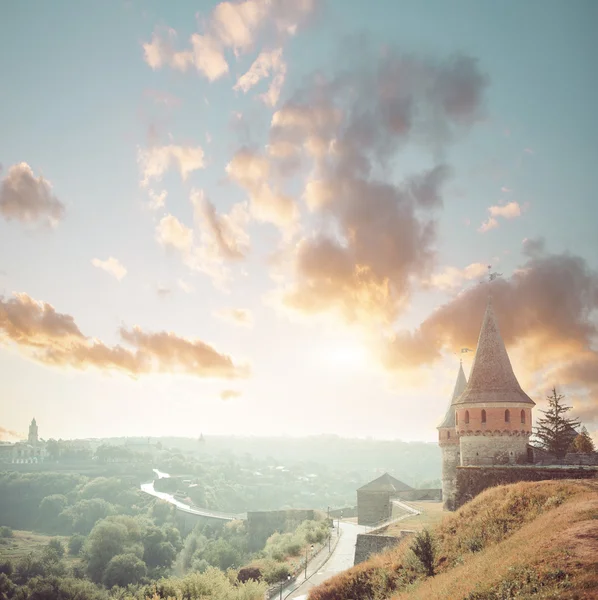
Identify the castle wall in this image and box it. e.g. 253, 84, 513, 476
357, 490, 391, 526
460, 433, 529, 466
353, 531, 413, 565
440, 444, 459, 510
247, 509, 318, 550
455, 465, 598, 509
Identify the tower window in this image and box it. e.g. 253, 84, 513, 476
505, 409, 510, 423
481, 409, 487, 424
455, 411, 458, 425
521, 410, 525, 424
465, 410, 470, 424
447, 431, 451, 439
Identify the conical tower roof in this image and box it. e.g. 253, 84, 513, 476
437, 362, 467, 428
455, 300, 534, 406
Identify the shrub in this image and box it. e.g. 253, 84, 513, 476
0, 559, 13, 577
410, 529, 436, 577
0, 526, 13, 538
68, 534, 85, 556
238, 566, 262, 583
47, 538, 65, 558
263, 561, 291, 584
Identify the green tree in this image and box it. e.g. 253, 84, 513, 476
68, 534, 85, 556
102, 553, 147, 588
142, 526, 176, 569
85, 520, 129, 583
534, 388, 580, 459
570, 426, 596, 453
59, 498, 115, 534
39, 495, 68, 531
410, 529, 436, 577
0, 573, 15, 600
46, 539, 65, 559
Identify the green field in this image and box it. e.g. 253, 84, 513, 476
0, 530, 72, 562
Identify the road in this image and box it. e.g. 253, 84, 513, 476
140, 469, 242, 521
284, 521, 362, 600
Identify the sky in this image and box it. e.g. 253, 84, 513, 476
1, 0, 597, 444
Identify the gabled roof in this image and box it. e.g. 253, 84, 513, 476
455, 300, 535, 406
437, 362, 467, 428
357, 472, 413, 492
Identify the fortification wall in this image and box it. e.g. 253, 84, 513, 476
460, 433, 529, 466
455, 465, 598, 509
329, 506, 357, 518
395, 488, 442, 502
441, 444, 459, 510
246, 509, 318, 550
357, 490, 391, 526
353, 531, 414, 565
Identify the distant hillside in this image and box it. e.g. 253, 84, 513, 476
309, 479, 598, 600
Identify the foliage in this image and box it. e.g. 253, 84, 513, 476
68, 534, 85, 556
46, 538, 65, 558
59, 498, 116, 534
237, 566, 262, 583
102, 553, 147, 588
534, 388, 580, 458
38, 494, 68, 531
263, 561, 291, 584
570, 426, 595, 453
410, 529, 436, 576
0, 529, 12, 540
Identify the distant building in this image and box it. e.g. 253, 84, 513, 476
0, 418, 48, 464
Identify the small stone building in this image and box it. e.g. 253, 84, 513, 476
357, 473, 413, 525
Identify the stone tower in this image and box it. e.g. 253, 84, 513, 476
454, 299, 534, 467
28, 418, 38, 445
437, 362, 467, 510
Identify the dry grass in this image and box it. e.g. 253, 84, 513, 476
308, 480, 598, 600
0, 530, 71, 562
383, 502, 445, 535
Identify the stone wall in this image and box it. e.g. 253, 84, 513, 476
246, 509, 319, 551
460, 433, 529, 466
353, 531, 414, 565
395, 488, 442, 502
455, 465, 598, 509
357, 491, 391, 525
440, 443, 459, 510
329, 506, 357, 518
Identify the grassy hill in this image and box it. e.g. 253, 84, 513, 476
309, 479, 598, 600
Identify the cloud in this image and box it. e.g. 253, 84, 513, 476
0, 293, 248, 379
266, 48, 488, 324
501, 186, 512, 193
138, 144, 205, 187
234, 48, 287, 106
478, 216, 499, 232
91, 257, 127, 281
191, 189, 250, 261
156, 214, 194, 254
489, 201, 522, 219
382, 243, 598, 415
220, 389, 242, 400
226, 147, 297, 228
0, 427, 21, 440
215, 308, 254, 327
478, 201, 524, 232
155, 193, 250, 289
147, 189, 167, 210
177, 279, 194, 294
427, 262, 489, 291
0, 163, 65, 226
142, 0, 316, 81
